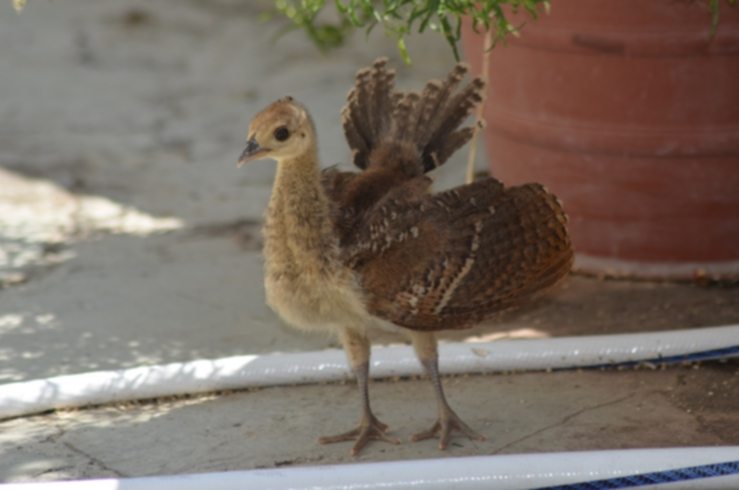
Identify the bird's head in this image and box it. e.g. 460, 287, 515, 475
238, 96, 315, 167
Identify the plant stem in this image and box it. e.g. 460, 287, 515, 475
465, 25, 493, 184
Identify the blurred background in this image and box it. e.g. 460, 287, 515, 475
2, 0, 738, 382
0, 0, 479, 383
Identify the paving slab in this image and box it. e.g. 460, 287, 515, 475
2, 362, 738, 483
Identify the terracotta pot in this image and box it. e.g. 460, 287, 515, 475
462, 0, 739, 279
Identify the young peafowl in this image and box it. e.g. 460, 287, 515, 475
237, 58, 573, 456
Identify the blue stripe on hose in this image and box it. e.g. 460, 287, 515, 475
648, 345, 739, 364
566, 345, 739, 371
535, 459, 739, 490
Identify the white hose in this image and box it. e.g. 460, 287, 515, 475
1, 447, 738, 489
1, 324, 737, 420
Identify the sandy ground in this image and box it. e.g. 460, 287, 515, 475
1, 0, 738, 483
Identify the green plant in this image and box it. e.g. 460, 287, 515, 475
274, 0, 549, 63
274, 0, 737, 63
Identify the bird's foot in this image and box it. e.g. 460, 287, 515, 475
411, 406, 486, 450
318, 413, 400, 456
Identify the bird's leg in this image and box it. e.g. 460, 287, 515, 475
318, 328, 400, 455
409, 331, 486, 449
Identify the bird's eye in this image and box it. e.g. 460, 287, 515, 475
273, 126, 290, 142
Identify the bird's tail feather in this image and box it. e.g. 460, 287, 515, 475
342, 58, 484, 173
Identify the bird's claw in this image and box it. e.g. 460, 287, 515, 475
411, 407, 486, 450
319, 414, 399, 456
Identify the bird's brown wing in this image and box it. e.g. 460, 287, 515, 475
321, 165, 432, 245
333, 58, 571, 331
343, 177, 573, 331
321, 166, 358, 201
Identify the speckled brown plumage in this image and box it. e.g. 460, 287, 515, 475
342, 58, 484, 174
239, 57, 572, 456
346, 179, 572, 330
326, 59, 572, 332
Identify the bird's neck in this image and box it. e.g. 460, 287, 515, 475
272, 147, 320, 202
265, 145, 337, 268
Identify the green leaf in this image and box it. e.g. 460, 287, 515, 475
397, 36, 411, 65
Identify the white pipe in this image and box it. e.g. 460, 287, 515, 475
2, 448, 738, 489
1, 324, 737, 420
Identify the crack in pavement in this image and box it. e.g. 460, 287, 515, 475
492, 393, 635, 454
32, 465, 75, 479
61, 440, 127, 478
49, 424, 127, 478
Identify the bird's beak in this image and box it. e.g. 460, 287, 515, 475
237, 136, 266, 167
